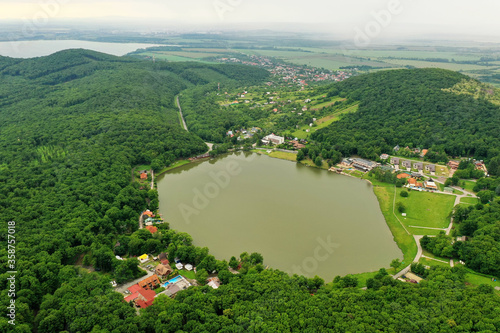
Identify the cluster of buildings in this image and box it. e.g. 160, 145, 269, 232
216, 54, 353, 85
389, 157, 436, 175
340, 158, 380, 172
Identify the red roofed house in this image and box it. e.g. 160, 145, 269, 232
407, 178, 417, 187
143, 210, 154, 218
125, 286, 156, 309
161, 259, 170, 266
420, 149, 428, 157
140, 172, 148, 180
145, 225, 158, 234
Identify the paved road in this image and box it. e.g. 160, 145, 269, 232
114, 267, 153, 294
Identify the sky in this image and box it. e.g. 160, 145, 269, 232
1, 0, 499, 41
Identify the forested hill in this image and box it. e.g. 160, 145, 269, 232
312, 68, 500, 161
0, 50, 268, 331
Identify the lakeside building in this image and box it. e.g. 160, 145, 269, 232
262, 134, 285, 145
351, 158, 379, 172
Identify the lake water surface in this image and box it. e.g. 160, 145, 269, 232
0, 40, 161, 58
157, 153, 402, 280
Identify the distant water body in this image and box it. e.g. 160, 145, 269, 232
0, 40, 163, 58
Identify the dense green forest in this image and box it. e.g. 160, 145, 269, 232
311, 69, 500, 164
1, 51, 499, 332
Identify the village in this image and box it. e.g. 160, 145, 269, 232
216, 54, 353, 86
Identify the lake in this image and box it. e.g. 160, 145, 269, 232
0, 40, 162, 58
157, 153, 402, 280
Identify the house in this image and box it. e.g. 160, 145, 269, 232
145, 225, 158, 234
140, 172, 148, 180
393, 145, 400, 152
380, 154, 389, 160
401, 160, 412, 171
143, 210, 154, 218
161, 259, 170, 266
456, 236, 467, 242
448, 160, 460, 170
411, 172, 423, 179
413, 162, 423, 171
207, 277, 221, 289
420, 149, 428, 157
407, 178, 417, 187
138, 275, 160, 290
425, 164, 436, 175
125, 286, 156, 309
288, 140, 305, 150
424, 180, 438, 190
138, 254, 149, 263
262, 134, 285, 145
340, 158, 353, 168
155, 263, 173, 277
390, 157, 400, 170
158, 252, 168, 261
351, 158, 379, 172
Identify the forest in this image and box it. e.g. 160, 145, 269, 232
0, 51, 499, 332
311, 69, 500, 165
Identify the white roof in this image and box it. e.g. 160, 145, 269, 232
185, 264, 193, 271
175, 263, 183, 270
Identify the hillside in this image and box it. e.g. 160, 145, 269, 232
0, 51, 499, 332
0, 50, 269, 331
311, 69, 500, 162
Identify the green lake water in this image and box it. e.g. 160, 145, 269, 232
157, 152, 402, 280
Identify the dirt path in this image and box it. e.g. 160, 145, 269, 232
176, 96, 189, 132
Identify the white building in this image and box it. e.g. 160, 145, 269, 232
262, 134, 285, 145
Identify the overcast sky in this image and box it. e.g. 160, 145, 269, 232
1, 0, 499, 41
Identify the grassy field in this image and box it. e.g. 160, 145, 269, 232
373, 184, 417, 267
268, 151, 298, 161
397, 189, 455, 229
178, 269, 196, 280
419, 257, 450, 268
158, 160, 191, 175
292, 104, 359, 139
460, 196, 479, 205
462, 180, 477, 193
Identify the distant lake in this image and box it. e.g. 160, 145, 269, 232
0, 40, 163, 58
157, 153, 402, 280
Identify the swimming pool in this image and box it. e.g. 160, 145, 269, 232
162, 275, 183, 288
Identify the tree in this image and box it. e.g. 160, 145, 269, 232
400, 190, 408, 197
195, 268, 209, 285
314, 156, 323, 167
229, 256, 239, 270
390, 259, 401, 271
296, 150, 305, 162
249, 252, 264, 265
396, 201, 406, 213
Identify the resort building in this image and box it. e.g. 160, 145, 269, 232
351, 158, 379, 172
262, 134, 285, 145
138, 274, 161, 290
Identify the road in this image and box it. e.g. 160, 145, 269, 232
176, 95, 213, 151
176, 96, 189, 132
